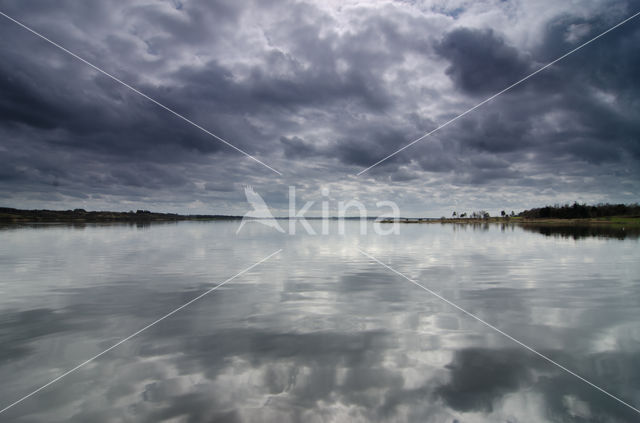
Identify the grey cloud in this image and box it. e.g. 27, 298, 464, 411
435, 27, 532, 96
279, 135, 316, 159
335, 126, 412, 168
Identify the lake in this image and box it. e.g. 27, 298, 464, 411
0, 221, 639, 422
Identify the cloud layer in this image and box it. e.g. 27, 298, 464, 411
0, 0, 638, 215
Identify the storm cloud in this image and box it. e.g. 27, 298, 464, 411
0, 0, 638, 215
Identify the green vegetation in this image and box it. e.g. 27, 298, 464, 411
603, 216, 640, 225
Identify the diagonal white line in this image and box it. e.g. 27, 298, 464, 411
357, 10, 640, 176
0, 11, 282, 176
357, 247, 640, 415
0, 248, 282, 415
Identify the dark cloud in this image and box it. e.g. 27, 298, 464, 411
435, 27, 532, 95
0, 66, 66, 129
279, 135, 316, 159
335, 126, 412, 168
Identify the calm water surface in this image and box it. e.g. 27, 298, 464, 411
0, 221, 639, 422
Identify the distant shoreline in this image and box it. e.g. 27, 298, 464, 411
381, 216, 640, 226
0, 207, 242, 223
2, 206, 639, 226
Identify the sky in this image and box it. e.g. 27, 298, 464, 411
0, 0, 638, 217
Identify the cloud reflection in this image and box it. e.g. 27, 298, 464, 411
0, 222, 639, 422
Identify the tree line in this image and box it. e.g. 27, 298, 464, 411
517, 202, 640, 219
450, 210, 509, 219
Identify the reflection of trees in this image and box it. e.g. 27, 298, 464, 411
446, 222, 638, 239
520, 224, 640, 240
450, 222, 490, 231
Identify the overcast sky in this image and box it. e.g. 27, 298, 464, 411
0, 0, 638, 216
